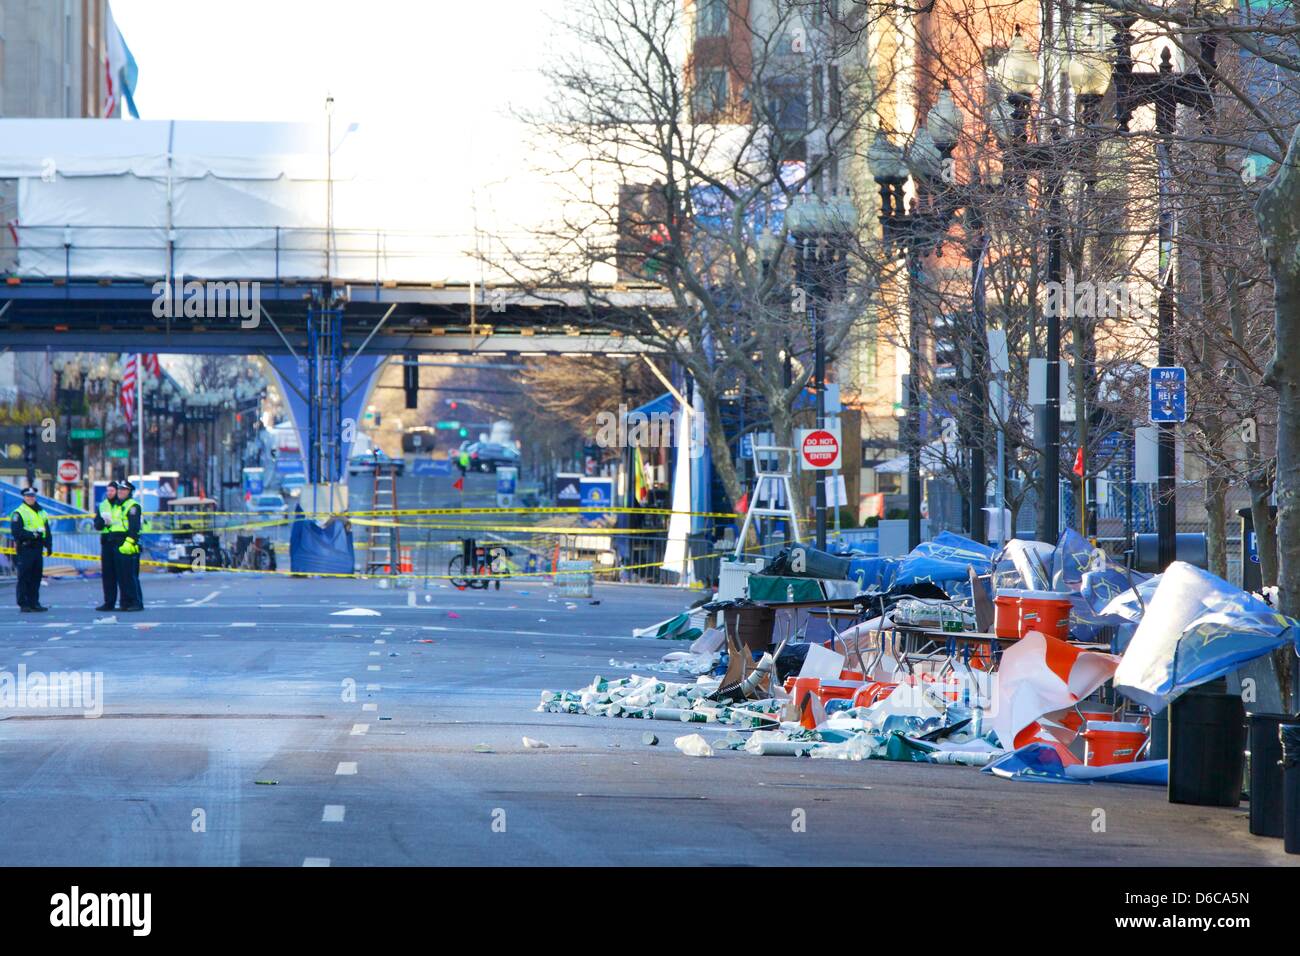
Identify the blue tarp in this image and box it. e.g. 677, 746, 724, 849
1113, 561, 1299, 711
894, 531, 996, 588
289, 511, 355, 575
983, 743, 1167, 785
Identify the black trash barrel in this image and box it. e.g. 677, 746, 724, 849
1248, 712, 1293, 837
1282, 723, 1300, 855
1168, 689, 1246, 807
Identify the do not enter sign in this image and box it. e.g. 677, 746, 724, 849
798, 426, 841, 470
57, 459, 81, 484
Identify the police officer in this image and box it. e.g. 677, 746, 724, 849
11, 486, 52, 612
92, 481, 121, 611
112, 479, 145, 612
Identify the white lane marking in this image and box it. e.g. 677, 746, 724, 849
369, 651, 380, 656
48, 636, 61, 642
374, 639, 385, 645
350, 724, 369, 736
365, 684, 381, 691
229, 622, 257, 628
42, 623, 68, 628
185, 591, 220, 607
67, 629, 81, 635
303, 857, 330, 867
335, 762, 357, 775
22, 651, 36, 657
322, 805, 346, 823
367, 665, 380, 671
362, 703, 378, 711
407, 591, 416, 608
328, 624, 354, 629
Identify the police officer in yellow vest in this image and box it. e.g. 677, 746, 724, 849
92, 480, 122, 611
112, 479, 145, 612
11, 486, 52, 612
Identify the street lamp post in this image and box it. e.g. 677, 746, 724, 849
787, 190, 855, 551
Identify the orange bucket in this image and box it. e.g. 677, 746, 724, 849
994, 589, 1072, 639
1082, 721, 1148, 766
792, 677, 821, 728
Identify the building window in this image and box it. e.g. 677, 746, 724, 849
696, 0, 728, 38
693, 68, 729, 118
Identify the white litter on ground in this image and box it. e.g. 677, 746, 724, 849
331, 607, 382, 617
522, 737, 549, 749
674, 734, 714, 757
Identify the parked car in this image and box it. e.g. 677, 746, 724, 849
347, 449, 405, 476
458, 440, 520, 473
247, 493, 288, 514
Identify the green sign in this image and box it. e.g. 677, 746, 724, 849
435, 421, 460, 430
70, 428, 103, 440
107, 448, 130, 459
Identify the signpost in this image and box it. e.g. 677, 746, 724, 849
1149, 366, 1187, 423
797, 426, 842, 471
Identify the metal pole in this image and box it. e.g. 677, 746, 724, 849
136, 354, 145, 480
814, 292, 827, 551
1043, 174, 1062, 545
1155, 101, 1177, 571
907, 248, 923, 551
968, 234, 989, 544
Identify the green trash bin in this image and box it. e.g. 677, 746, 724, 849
1169, 685, 1246, 807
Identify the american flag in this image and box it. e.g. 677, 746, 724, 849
120, 354, 138, 425
120, 353, 162, 425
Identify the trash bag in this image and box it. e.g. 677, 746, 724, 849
760, 544, 851, 581
774, 642, 811, 683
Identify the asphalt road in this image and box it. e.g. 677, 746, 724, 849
0, 570, 1293, 867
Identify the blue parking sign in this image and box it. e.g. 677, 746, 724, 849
1149, 366, 1187, 423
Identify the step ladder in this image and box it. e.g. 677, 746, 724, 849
733, 446, 802, 558
365, 461, 402, 575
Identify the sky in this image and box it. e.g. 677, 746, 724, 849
111, 0, 563, 129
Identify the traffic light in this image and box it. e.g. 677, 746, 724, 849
23, 425, 37, 464
458, 427, 468, 438
403, 353, 419, 410
447, 399, 459, 411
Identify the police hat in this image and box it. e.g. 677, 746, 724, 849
118, 480, 135, 493
20, 487, 37, 496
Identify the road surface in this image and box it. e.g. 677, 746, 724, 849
0, 571, 1292, 866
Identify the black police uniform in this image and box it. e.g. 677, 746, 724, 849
93, 487, 121, 610
11, 495, 52, 611
115, 493, 144, 611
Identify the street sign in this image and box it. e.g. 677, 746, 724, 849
1149, 366, 1187, 423
107, 448, 130, 459
56, 459, 81, 483
70, 428, 103, 440
740, 434, 754, 460
798, 426, 842, 471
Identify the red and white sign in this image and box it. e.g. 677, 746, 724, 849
798, 426, 841, 470
57, 459, 81, 484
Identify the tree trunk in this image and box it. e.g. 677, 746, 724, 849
1255, 124, 1300, 712
1204, 472, 1228, 580
1248, 470, 1279, 589
1255, 123, 1300, 622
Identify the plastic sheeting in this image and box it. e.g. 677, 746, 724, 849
1113, 561, 1299, 712
288, 513, 355, 575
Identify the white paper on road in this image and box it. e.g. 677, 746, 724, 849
674, 734, 713, 757
332, 607, 382, 617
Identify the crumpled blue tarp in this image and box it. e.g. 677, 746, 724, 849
289, 513, 355, 575
1113, 561, 1300, 712
983, 743, 1168, 785
895, 531, 996, 588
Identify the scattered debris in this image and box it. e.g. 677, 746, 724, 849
674, 734, 713, 757
332, 607, 381, 617
641, 732, 659, 746
473, 743, 494, 753
522, 737, 549, 749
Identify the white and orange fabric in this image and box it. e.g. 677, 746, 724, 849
990, 631, 1120, 750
